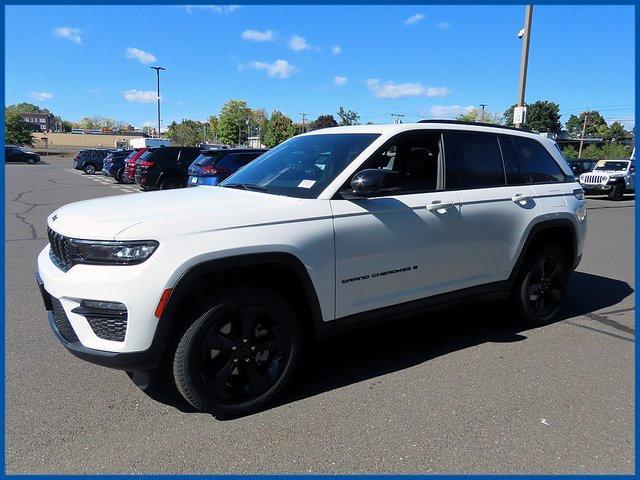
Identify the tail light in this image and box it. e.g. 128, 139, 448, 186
140, 160, 155, 168
200, 165, 229, 176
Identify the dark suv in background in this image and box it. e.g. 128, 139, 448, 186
123, 148, 148, 183
187, 148, 267, 186
103, 150, 134, 183
5, 145, 40, 164
73, 149, 113, 174
134, 147, 201, 190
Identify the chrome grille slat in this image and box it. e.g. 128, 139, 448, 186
47, 227, 74, 272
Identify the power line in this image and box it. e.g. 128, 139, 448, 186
298, 112, 310, 132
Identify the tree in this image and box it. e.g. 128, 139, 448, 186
218, 99, 251, 145
263, 110, 296, 148
207, 115, 218, 142
561, 144, 578, 158
578, 143, 633, 160
309, 114, 338, 131
598, 121, 628, 143
165, 119, 205, 146
503, 100, 562, 133
5, 111, 35, 146
565, 110, 606, 136
249, 108, 268, 142
456, 108, 502, 124
5, 103, 50, 115
60, 120, 73, 133
337, 106, 360, 126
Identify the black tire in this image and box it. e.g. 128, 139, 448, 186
115, 168, 125, 183
607, 184, 625, 201
26, 157, 37, 165
173, 286, 301, 417
511, 244, 569, 326
160, 177, 183, 190
83, 163, 96, 175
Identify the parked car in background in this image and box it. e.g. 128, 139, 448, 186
134, 146, 201, 190
566, 158, 598, 177
5, 145, 40, 164
73, 149, 113, 174
579, 159, 635, 200
103, 150, 134, 183
129, 138, 172, 149
187, 148, 267, 187
123, 148, 149, 183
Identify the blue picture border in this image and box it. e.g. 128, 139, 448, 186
0, 1, 637, 477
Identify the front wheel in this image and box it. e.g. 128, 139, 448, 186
83, 163, 96, 175
512, 244, 569, 326
160, 177, 183, 190
607, 184, 625, 201
172, 287, 301, 417
115, 168, 125, 183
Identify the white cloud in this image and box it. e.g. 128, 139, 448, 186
429, 105, 475, 118
436, 22, 451, 30
333, 76, 348, 86
52, 27, 82, 45
331, 45, 342, 55
366, 79, 451, 99
184, 5, 239, 14
241, 29, 275, 42
30, 92, 53, 101
404, 14, 426, 25
289, 35, 311, 51
125, 47, 157, 65
245, 60, 296, 79
124, 89, 159, 103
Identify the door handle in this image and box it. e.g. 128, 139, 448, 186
427, 201, 455, 213
511, 193, 532, 204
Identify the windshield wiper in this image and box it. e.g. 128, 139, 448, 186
222, 183, 268, 192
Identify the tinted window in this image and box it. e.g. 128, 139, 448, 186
194, 152, 222, 167
444, 132, 505, 189
499, 136, 523, 185
217, 153, 261, 169
178, 148, 201, 164
512, 137, 565, 183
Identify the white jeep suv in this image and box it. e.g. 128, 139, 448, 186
37, 121, 587, 416
579, 159, 635, 200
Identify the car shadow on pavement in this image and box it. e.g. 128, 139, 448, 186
140, 271, 633, 418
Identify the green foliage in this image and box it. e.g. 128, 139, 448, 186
564, 110, 607, 136
456, 108, 502, 124
599, 121, 628, 142
60, 120, 73, 133
5, 111, 35, 146
578, 143, 633, 160
561, 144, 578, 158
503, 100, 562, 133
218, 99, 251, 145
73, 116, 129, 132
263, 111, 296, 148
309, 114, 338, 130
337, 107, 360, 126
249, 108, 268, 142
166, 119, 205, 146
6, 103, 50, 115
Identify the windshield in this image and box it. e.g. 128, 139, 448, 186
220, 133, 380, 198
595, 161, 629, 171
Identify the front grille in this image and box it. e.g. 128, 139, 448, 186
85, 314, 127, 342
51, 297, 79, 343
47, 227, 75, 272
581, 174, 606, 185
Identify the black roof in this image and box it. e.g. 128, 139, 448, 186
418, 119, 530, 132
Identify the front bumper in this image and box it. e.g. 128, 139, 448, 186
37, 244, 175, 364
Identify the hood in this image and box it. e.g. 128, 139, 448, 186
47, 186, 308, 240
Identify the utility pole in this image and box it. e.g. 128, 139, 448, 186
390, 113, 405, 124
515, 5, 533, 129
203, 123, 208, 145
479, 104, 487, 122
149, 66, 165, 138
298, 113, 309, 133
578, 112, 589, 158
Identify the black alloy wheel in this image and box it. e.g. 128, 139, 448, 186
173, 287, 301, 416
608, 183, 625, 201
115, 168, 125, 183
514, 244, 569, 326
83, 163, 96, 174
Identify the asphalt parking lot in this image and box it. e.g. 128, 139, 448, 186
4, 154, 635, 474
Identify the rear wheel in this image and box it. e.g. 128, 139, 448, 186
512, 244, 569, 326
26, 157, 37, 165
173, 287, 301, 416
115, 168, 125, 183
83, 163, 96, 175
607, 183, 625, 201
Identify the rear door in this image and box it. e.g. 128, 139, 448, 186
443, 131, 539, 284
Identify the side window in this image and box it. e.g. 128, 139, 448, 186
238, 153, 260, 166
512, 137, 566, 183
356, 132, 441, 194
499, 136, 523, 185
444, 132, 505, 189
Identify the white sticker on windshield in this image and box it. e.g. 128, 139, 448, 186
298, 179, 316, 188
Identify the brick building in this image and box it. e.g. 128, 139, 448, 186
19, 112, 57, 132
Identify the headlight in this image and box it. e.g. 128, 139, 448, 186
70, 240, 159, 265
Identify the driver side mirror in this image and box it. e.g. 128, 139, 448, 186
340, 168, 400, 199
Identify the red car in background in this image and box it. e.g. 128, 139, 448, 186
122, 148, 148, 183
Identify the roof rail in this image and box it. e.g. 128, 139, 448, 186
417, 119, 530, 132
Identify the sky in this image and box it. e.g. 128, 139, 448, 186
4, 4, 636, 130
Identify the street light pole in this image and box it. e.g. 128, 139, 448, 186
479, 104, 487, 123
150, 66, 165, 138
515, 5, 533, 129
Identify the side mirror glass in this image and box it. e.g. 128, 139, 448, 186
340, 168, 400, 199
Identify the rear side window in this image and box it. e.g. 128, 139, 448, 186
217, 153, 261, 169
512, 137, 565, 183
178, 148, 201, 164
444, 132, 505, 189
